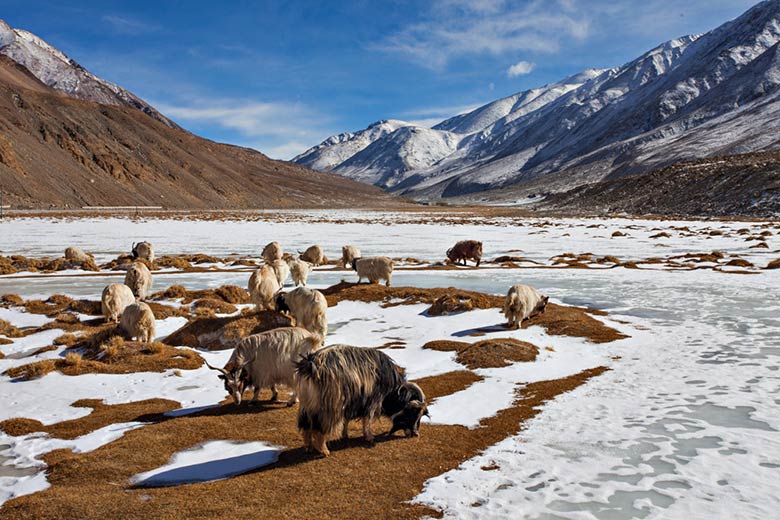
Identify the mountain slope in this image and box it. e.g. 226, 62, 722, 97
0, 19, 176, 128
296, 0, 780, 202
541, 151, 780, 217
0, 55, 400, 209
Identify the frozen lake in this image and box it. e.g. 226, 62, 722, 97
1, 214, 779, 518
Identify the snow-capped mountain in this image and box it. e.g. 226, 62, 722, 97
0, 18, 176, 128
295, 0, 780, 200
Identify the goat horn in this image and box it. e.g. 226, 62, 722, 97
204, 361, 228, 375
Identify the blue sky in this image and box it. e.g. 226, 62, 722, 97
1, 0, 760, 159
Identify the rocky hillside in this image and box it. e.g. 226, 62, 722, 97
541, 152, 780, 217
0, 55, 399, 209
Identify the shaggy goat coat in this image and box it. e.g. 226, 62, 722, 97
121, 302, 156, 343
288, 258, 311, 286
132, 241, 155, 263
248, 266, 281, 311
503, 284, 549, 329
271, 258, 290, 286
275, 286, 327, 342
124, 262, 152, 300
446, 240, 482, 266
296, 345, 427, 456
299, 244, 327, 266
352, 256, 393, 286
261, 241, 283, 264
101, 283, 136, 323
341, 245, 361, 267
64, 246, 92, 263
216, 327, 321, 405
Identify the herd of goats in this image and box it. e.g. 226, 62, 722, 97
82, 238, 550, 457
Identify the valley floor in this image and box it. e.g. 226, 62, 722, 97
0, 212, 778, 519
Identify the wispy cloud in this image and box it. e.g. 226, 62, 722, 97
155, 98, 334, 159
372, 0, 588, 70
102, 15, 159, 35
507, 60, 535, 77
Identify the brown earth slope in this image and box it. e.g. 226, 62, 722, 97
541, 151, 780, 217
0, 55, 404, 209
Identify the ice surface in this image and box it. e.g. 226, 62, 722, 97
128, 440, 281, 487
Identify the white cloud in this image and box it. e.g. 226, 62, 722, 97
373, 0, 589, 70
507, 60, 535, 77
155, 98, 334, 160
102, 15, 158, 35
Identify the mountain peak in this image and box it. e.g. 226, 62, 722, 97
0, 18, 177, 128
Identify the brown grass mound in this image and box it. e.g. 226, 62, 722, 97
650, 232, 671, 238
0, 256, 18, 275
164, 311, 292, 350
0, 318, 24, 338
54, 333, 78, 346
611, 231, 627, 237
526, 303, 628, 343
4, 337, 203, 379
22, 296, 102, 318
0, 339, 10, 347
1, 293, 24, 306
0, 367, 607, 519
414, 371, 483, 400
766, 259, 780, 269
424, 338, 538, 369
155, 256, 193, 270
0, 398, 181, 438
322, 282, 503, 310
152, 284, 250, 305
0, 254, 98, 273
192, 298, 238, 315
101, 255, 155, 271
427, 295, 475, 316
726, 258, 754, 267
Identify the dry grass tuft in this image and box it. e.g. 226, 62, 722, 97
165, 311, 292, 350
193, 298, 238, 315
54, 333, 78, 346
424, 338, 538, 369
0, 293, 24, 306
322, 282, 503, 310
155, 256, 193, 270
0, 318, 23, 338
427, 295, 475, 316
214, 285, 251, 304
766, 259, 780, 270
63, 352, 83, 367
153, 285, 188, 300
151, 284, 250, 305
5, 359, 57, 379
726, 258, 754, 267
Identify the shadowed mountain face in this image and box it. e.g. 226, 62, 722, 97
0, 51, 400, 209
295, 1, 780, 202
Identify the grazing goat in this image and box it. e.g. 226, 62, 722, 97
296, 345, 428, 456
64, 246, 92, 263
351, 256, 393, 286
271, 258, 290, 286
299, 244, 327, 266
341, 245, 361, 267
131, 241, 155, 263
503, 284, 549, 329
248, 266, 280, 311
124, 262, 152, 300
120, 302, 156, 343
447, 240, 483, 267
275, 286, 327, 342
262, 241, 283, 264
206, 327, 321, 406
288, 258, 312, 286
101, 283, 135, 323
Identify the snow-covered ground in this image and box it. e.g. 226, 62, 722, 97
1, 214, 779, 518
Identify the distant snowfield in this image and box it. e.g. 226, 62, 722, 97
0, 213, 779, 518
